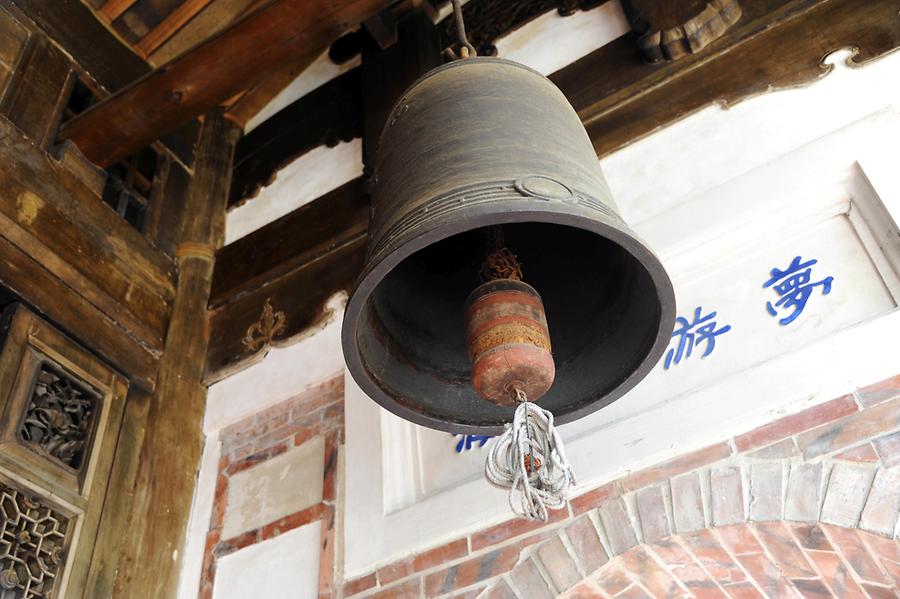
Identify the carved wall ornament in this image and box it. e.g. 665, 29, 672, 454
632, 0, 742, 63
19, 366, 100, 471
0, 479, 70, 599
242, 299, 287, 352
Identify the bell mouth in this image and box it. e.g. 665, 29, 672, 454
342, 206, 676, 434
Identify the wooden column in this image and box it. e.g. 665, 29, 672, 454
114, 113, 240, 599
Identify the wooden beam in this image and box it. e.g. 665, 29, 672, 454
207, 177, 368, 381
136, 0, 214, 57
58, 0, 390, 168
99, 0, 139, 22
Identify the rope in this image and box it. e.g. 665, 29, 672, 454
484, 390, 576, 521
480, 226, 523, 281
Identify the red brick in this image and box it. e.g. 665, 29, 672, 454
509, 558, 553, 599
318, 508, 336, 597
682, 529, 747, 585
537, 536, 581, 592
746, 438, 800, 459
789, 524, 832, 552
804, 549, 867, 598
372, 577, 421, 599
748, 463, 783, 521
710, 466, 744, 526
622, 443, 732, 491
619, 547, 687, 598
735, 553, 800, 598
411, 538, 468, 573
564, 514, 608, 574
722, 581, 764, 598
821, 462, 876, 527
635, 485, 671, 543
873, 431, 900, 468
784, 462, 821, 522
798, 396, 900, 459
597, 497, 638, 555
820, 525, 888, 584
649, 538, 694, 565
835, 443, 880, 463
670, 561, 727, 598
752, 522, 816, 578
882, 559, 900, 587
378, 559, 413, 586
260, 503, 327, 540
470, 508, 567, 550
423, 543, 519, 596
482, 578, 517, 599
857, 373, 900, 408
570, 481, 622, 516
789, 578, 832, 597
565, 580, 605, 598
858, 529, 900, 564
861, 583, 899, 599
734, 395, 858, 452
592, 565, 632, 595
614, 584, 652, 598
672, 472, 705, 533
715, 524, 763, 556
447, 587, 485, 599
860, 469, 900, 537
342, 573, 377, 597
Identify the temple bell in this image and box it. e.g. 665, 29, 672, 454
342, 58, 676, 434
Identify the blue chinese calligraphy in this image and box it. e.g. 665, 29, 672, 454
763, 256, 833, 325
453, 434, 492, 453
664, 306, 732, 369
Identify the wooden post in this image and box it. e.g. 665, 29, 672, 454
113, 112, 240, 599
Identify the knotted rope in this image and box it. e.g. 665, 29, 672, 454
484, 390, 575, 521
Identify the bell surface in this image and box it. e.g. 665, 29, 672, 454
342, 58, 676, 434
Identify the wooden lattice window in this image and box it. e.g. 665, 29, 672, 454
101, 147, 160, 231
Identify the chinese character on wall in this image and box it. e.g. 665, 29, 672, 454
664, 306, 732, 369
764, 256, 833, 325
453, 434, 492, 453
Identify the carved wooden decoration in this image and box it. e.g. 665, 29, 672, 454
0, 478, 71, 599
242, 299, 286, 352
0, 304, 128, 597
626, 0, 742, 62
20, 365, 100, 472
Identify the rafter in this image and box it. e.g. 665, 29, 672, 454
58, 0, 391, 168
136, 0, 215, 56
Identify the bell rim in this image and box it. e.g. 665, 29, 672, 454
342, 196, 676, 435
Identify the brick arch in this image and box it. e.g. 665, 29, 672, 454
480, 456, 900, 598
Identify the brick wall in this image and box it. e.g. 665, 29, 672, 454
196, 373, 900, 599
344, 374, 900, 598
199, 376, 343, 599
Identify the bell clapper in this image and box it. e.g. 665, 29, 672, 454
467, 226, 576, 521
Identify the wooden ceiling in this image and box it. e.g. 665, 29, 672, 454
84, 0, 263, 65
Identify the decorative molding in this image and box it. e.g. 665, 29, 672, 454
632, 0, 742, 62
242, 299, 286, 353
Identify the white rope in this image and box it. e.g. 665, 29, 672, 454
484, 393, 575, 521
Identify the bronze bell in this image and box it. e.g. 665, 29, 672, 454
342, 58, 676, 434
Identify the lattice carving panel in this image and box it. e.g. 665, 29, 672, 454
19, 366, 99, 472
0, 481, 69, 599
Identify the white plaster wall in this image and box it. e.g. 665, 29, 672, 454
213, 522, 322, 599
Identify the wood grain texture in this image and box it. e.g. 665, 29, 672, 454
136, 0, 214, 56
5, 0, 150, 93
0, 117, 176, 353
58, 0, 390, 167
114, 113, 240, 599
